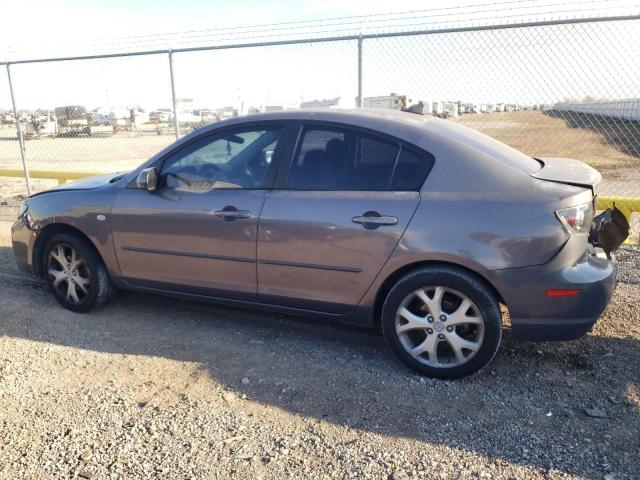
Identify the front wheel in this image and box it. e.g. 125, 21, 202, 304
44, 233, 116, 313
381, 266, 502, 379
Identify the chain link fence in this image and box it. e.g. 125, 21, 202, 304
1, 54, 175, 194
0, 14, 639, 203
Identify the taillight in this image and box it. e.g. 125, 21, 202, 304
555, 202, 593, 234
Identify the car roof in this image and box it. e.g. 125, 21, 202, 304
210, 108, 432, 133
236, 107, 431, 123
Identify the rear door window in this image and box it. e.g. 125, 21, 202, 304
352, 136, 399, 190
287, 126, 434, 191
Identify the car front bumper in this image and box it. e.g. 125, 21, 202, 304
490, 241, 616, 342
11, 215, 38, 275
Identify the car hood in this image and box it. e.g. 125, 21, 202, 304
532, 157, 601, 191
30, 172, 129, 196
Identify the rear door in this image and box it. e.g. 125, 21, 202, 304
257, 124, 434, 313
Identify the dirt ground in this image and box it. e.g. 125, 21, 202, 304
0, 219, 638, 480
0, 125, 174, 177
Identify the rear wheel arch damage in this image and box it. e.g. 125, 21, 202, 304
373, 260, 507, 330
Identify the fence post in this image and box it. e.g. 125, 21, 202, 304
357, 34, 363, 108
5, 63, 31, 195
168, 50, 180, 140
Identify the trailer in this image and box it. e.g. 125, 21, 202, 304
362, 94, 410, 111
54, 106, 91, 136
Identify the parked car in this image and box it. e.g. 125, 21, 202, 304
24, 111, 57, 138
198, 109, 219, 124
149, 110, 172, 123
0, 111, 16, 124
91, 108, 112, 126
11, 109, 625, 379
108, 107, 148, 131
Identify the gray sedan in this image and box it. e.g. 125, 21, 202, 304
11, 109, 623, 378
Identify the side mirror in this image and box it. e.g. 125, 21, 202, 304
136, 167, 158, 192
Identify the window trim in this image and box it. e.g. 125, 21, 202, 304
274, 120, 435, 192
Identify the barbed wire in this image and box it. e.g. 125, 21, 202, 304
3, 0, 639, 60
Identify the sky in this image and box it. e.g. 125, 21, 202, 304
0, 0, 447, 55
0, 0, 639, 111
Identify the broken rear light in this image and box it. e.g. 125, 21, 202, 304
556, 202, 593, 234
589, 206, 630, 257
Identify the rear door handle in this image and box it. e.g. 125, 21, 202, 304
352, 214, 398, 226
212, 207, 251, 219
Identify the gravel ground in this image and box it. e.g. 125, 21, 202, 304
0, 220, 638, 480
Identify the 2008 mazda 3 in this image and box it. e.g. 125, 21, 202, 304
12, 109, 624, 378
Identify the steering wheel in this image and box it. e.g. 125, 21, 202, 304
243, 152, 268, 182
199, 163, 229, 182
165, 171, 192, 187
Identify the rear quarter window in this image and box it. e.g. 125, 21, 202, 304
390, 148, 434, 190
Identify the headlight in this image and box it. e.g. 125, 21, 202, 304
556, 202, 593, 234
17, 201, 29, 219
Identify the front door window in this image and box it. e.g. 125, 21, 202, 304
160, 126, 282, 191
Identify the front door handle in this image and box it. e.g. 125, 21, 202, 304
212, 206, 251, 220
352, 213, 398, 227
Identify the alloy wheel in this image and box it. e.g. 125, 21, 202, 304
395, 286, 485, 368
47, 243, 91, 305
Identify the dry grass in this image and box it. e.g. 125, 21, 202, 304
454, 110, 638, 172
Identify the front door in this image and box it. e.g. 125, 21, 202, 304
112, 123, 285, 300
257, 125, 434, 313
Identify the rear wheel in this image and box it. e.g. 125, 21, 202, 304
43, 233, 116, 313
381, 265, 502, 379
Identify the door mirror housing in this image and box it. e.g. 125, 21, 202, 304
136, 167, 158, 192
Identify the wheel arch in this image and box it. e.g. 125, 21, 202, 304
32, 223, 103, 277
373, 260, 506, 330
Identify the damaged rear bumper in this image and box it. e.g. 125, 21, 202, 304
488, 236, 616, 342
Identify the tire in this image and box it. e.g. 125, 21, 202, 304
381, 265, 502, 379
43, 233, 116, 313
